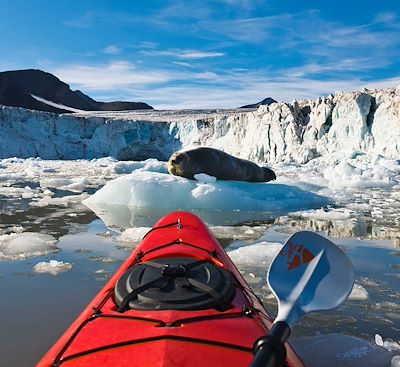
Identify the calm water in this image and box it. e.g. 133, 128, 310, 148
0, 201, 399, 366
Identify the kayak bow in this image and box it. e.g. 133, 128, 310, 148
36, 212, 305, 367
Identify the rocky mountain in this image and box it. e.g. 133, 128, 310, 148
0, 87, 398, 162
240, 97, 277, 109
0, 69, 153, 113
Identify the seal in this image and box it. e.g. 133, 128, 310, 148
167, 147, 276, 182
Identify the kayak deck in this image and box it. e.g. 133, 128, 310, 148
37, 212, 304, 367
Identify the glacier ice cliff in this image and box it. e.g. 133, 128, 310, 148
0, 87, 399, 163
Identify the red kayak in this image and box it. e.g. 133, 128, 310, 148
37, 212, 305, 367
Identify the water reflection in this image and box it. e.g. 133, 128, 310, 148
83, 202, 281, 228
275, 215, 400, 246
0, 200, 97, 238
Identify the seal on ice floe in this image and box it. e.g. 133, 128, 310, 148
167, 147, 276, 182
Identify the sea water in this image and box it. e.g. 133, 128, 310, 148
0, 157, 399, 366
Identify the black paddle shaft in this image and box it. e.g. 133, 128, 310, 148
250, 321, 291, 367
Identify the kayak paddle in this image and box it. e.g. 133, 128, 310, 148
251, 231, 355, 367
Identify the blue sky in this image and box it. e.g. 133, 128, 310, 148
1, 0, 400, 109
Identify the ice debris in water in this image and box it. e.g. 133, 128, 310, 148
40, 177, 90, 193
210, 225, 266, 240
348, 283, 369, 301
392, 356, 400, 367
376, 334, 384, 346
111, 158, 168, 175
375, 334, 400, 352
0, 232, 58, 260
33, 260, 72, 275
30, 193, 89, 207
227, 241, 282, 276
290, 208, 353, 221
116, 227, 151, 244
323, 157, 399, 190
84, 171, 328, 215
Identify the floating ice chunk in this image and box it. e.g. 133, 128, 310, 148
40, 178, 72, 189
291, 208, 353, 221
33, 260, 72, 275
30, 193, 89, 207
88, 256, 119, 264
83, 171, 329, 226
94, 269, 109, 274
194, 173, 217, 183
392, 356, 400, 367
84, 171, 328, 211
112, 158, 167, 174
227, 241, 282, 270
116, 227, 151, 244
0, 232, 58, 260
376, 334, 384, 347
323, 157, 399, 190
8, 226, 24, 234
348, 283, 369, 300
91, 157, 118, 166
375, 334, 400, 352
210, 225, 266, 240
40, 177, 90, 193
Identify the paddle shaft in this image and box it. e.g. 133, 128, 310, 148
251, 321, 291, 367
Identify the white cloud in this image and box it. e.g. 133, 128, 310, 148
284, 58, 390, 78
373, 11, 398, 24
172, 61, 193, 67
52, 61, 173, 90
102, 45, 121, 55
139, 41, 159, 49
144, 76, 400, 109
178, 51, 224, 59
54, 60, 400, 109
141, 48, 224, 60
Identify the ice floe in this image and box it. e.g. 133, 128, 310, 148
33, 260, 72, 275
0, 232, 58, 260
348, 283, 369, 301
210, 225, 267, 240
115, 227, 151, 244
83, 171, 329, 227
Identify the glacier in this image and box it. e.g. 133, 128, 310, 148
0, 87, 399, 163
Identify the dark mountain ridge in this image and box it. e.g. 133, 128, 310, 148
239, 97, 277, 109
0, 69, 153, 113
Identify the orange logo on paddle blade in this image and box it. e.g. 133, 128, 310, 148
286, 243, 315, 270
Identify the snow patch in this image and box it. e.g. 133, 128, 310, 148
31, 94, 85, 113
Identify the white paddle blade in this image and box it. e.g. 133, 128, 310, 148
268, 231, 354, 327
